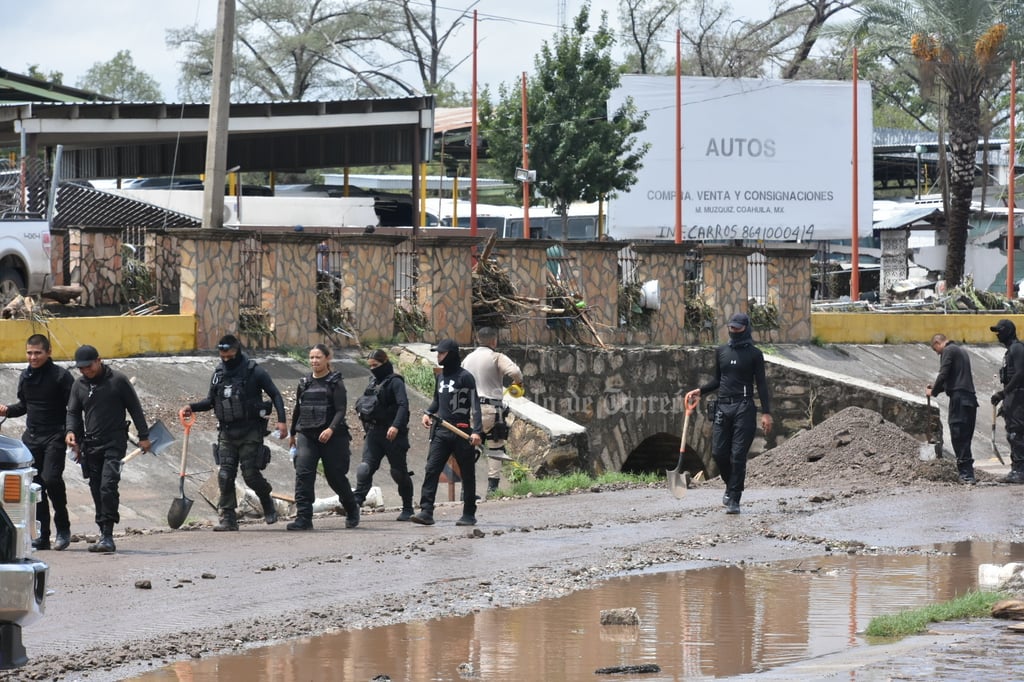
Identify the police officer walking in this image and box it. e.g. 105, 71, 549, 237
353, 349, 415, 521
685, 313, 773, 515
926, 333, 978, 483
286, 344, 359, 531
65, 345, 151, 552
991, 319, 1024, 483
0, 334, 74, 550
180, 335, 286, 531
461, 327, 523, 494
415, 339, 483, 526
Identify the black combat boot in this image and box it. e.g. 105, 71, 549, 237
89, 523, 116, 553
286, 516, 313, 531
259, 495, 278, 524
345, 505, 360, 529
53, 528, 71, 551
213, 510, 239, 531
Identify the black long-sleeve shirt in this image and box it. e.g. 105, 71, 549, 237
931, 342, 976, 397
428, 367, 483, 435
66, 364, 149, 447
698, 337, 772, 414
6, 359, 73, 438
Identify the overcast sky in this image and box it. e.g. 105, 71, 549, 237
6, 0, 771, 101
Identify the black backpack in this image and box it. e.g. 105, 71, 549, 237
354, 374, 401, 421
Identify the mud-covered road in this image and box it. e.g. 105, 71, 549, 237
1, 345, 1021, 680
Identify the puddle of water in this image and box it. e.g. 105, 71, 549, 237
132, 541, 1024, 681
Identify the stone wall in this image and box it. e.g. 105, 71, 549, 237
504, 345, 939, 479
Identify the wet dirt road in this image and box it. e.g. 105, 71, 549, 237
10, 480, 1024, 681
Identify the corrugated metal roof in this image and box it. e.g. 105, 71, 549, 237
53, 183, 201, 229
873, 206, 942, 230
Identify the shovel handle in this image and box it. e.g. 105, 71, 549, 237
179, 409, 196, 432
684, 392, 699, 415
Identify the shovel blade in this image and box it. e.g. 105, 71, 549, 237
139, 419, 175, 457
666, 469, 689, 499
167, 495, 194, 529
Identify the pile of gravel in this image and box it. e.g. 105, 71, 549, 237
746, 406, 962, 489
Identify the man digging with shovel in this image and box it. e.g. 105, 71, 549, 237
926, 333, 978, 484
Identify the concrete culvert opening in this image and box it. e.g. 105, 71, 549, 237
621, 433, 705, 479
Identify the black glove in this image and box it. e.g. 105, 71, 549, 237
992, 391, 1005, 405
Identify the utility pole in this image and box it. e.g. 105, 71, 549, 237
557, 0, 567, 31
202, 0, 235, 228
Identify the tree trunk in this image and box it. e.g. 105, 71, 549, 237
943, 92, 982, 288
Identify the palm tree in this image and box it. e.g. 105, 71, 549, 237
843, 0, 1024, 287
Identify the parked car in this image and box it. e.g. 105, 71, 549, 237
0, 433, 48, 669
0, 213, 52, 305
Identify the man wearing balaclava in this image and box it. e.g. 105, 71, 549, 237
415, 339, 483, 526
684, 313, 773, 514
180, 334, 287, 531
991, 319, 1024, 483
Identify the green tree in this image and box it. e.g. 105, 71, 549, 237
840, 0, 1024, 287
75, 50, 162, 100
482, 4, 649, 226
25, 65, 63, 85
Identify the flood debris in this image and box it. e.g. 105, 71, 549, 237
595, 663, 661, 674
599, 607, 640, 626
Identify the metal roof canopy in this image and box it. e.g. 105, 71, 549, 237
0, 97, 435, 178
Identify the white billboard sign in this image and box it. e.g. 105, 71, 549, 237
606, 75, 874, 241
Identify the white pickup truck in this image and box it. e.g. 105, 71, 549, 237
0, 433, 48, 669
0, 214, 52, 305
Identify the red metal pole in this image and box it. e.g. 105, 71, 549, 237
851, 47, 861, 301
1009, 60, 1017, 297
674, 29, 682, 244
470, 10, 478, 237
522, 72, 531, 237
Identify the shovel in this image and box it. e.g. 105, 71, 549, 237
167, 411, 195, 529
121, 419, 175, 465
993, 403, 1006, 465
920, 394, 940, 461
667, 394, 700, 499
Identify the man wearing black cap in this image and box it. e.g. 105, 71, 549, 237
353, 349, 415, 520
926, 334, 978, 483
65, 345, 151, 552
685, 312, 773, 514
416, 339, 483, 526
180, 335, 287, 531
991, 319, 1024, 483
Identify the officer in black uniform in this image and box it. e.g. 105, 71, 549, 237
65, 345, 151, 552
926, 333, 978, 483
286, 343, 359, 530
180, 335, 287, 531
1, 334, 74, 551
685, 313, 773, 515
353, 349, 415, 521
991, 319, 1024, 484
414, 339, 483, 526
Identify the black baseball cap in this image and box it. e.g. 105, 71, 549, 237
991, 319, 1016, 335
431, 339, 459, 353
74, 345, 100, 367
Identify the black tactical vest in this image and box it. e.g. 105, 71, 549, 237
296, 372, 340, 431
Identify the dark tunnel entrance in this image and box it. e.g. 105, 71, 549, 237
621, 432, 706, 478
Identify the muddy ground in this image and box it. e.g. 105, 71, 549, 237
1, 345, 1021, 680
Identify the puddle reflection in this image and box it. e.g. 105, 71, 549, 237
133, 541, 1024, 681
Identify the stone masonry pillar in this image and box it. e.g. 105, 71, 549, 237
631, 242, 692, 345
415, 234, 481, 345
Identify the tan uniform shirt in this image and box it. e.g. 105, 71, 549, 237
462, 346, 522, 400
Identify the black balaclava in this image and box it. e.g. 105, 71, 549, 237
440, 349, 461, 372
371, 360, 394, 382
997, 326, 1017, 346
728, 328, 753, 347
224, 351, 245, 371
